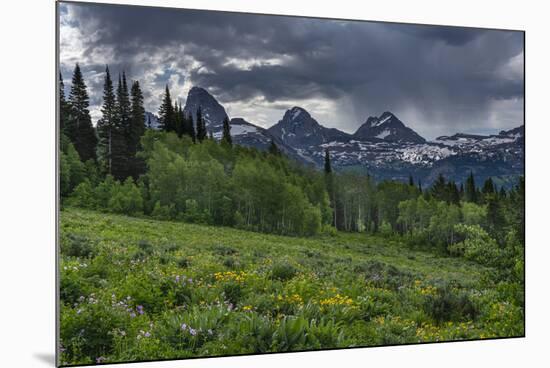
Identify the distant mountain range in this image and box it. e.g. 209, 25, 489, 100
145, 87, 524, 186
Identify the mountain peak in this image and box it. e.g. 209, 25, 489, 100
284, 106, 311, 122
268, 107, 349, 147
353, 111, 425, 143
183, 86, 228, 128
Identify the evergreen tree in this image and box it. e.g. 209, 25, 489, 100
196, 106, 207, 142
109, 72, 132, 180
158, 85, 175, 132
268, 140, 280, 156
222, 116, 232, 146
482, 177, 496, 196
96, 66, 116, 176
430, 174, 447, 202
408, 174, 414, 186
447, 181, 460, 204
324, 148, 332, 174
129, 80, 146, 179
465, 172, 477, 203
174, 101, 184, 138
59, 72, 69, 133
499, 186, 507, 199
66, 64, 97, 161
183, 112, 196, 142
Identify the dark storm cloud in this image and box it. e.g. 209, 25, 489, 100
59, 1, 524, 138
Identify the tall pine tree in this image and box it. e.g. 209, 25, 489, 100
183, 112, 196, 142
59, 72, 69, 133
482, 177, 496, 196
324, 148, 332, 174
66, 64, 97, 162
97, 66, 123, 178
196, 106, 207, 142
158, 85, 175, 132
221, 116, 232, 146
465, 172, 477, 203
174, 101, 183, 137
111, 72, 132, 180
128, 80, 146, 179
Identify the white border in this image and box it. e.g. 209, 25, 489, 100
1, 1, 548, 367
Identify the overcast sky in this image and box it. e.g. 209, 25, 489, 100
59, 1, 524, 139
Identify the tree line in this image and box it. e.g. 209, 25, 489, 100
60, 63, 524, 263
60, 64, 233, 194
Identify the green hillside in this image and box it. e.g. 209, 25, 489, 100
59, 208, 523, 365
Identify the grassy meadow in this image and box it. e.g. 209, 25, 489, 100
59, 207, 523, 365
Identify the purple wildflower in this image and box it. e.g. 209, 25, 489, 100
144, 331, 151, 338
181, 323, 187, 330
189, 328, 197, 336
130, 312, 136, 318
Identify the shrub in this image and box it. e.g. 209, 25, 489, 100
68, 180, 96, 209
271, 262, 298, 281
223, 257, 240, 269
62, 234, 95, 258
137, 240, 154, 255
355, 260, 414, 290
423, 286, 479, 323
177, 257, 191, 268
212, 244, 237, 256
379, 221, 393, 237
108, 178, 143, 215
222, 282, 242, 305
450, 224, 503, 267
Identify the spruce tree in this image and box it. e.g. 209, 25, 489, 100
196, 106, 207, 142
465, 172, 477, 203
499, 186, 507, 199
108, 72, 131, 180
184, 112, 196, 143
66, 63, 97, 162
158, 85, 175, 132
96, 66, 116, 175
222, 116, 232, 146
129, 80, 146, 179
430, 174, 447, 202
482, 177, 495, 195
174, 101, 184, 137
408, 174, 414, 186
59, 72, 68, 133
418, 180, 422, 193
324, 148, 332, 174
447, 181, 460, 204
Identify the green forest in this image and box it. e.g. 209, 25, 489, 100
59, 64, 524, 365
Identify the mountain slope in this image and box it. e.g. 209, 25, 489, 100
183, 86, 228, 130
353, 111, 426, 143
268, 107, 350, 148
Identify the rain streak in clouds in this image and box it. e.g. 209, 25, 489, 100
59, 2, 524, 139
